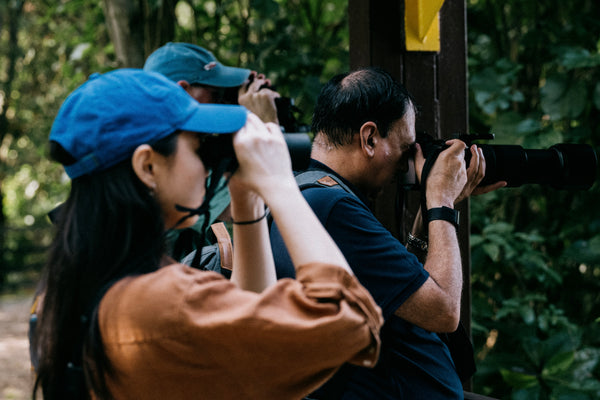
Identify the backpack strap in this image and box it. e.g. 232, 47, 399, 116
210, 222, 233, 273
292, 169, 357, 399
29, 294, 42, 372
267, 170, 359, 230
295, 169, 355, 195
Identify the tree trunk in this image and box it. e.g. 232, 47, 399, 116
0, 0, 25, 286
101, 0, 177, 68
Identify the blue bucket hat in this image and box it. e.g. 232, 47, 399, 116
143, 42, 251, 88
49, 69, 248, 179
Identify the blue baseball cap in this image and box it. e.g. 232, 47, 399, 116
144, 42, 251, 88
49, 69, 248, 179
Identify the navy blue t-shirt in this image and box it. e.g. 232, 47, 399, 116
270, 160, 463, 399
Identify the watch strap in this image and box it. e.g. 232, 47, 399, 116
426, 206, 459, 230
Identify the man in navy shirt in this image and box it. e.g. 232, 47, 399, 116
270, 67, 503, 399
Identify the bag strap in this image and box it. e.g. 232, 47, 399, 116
438, 322, 477, 382
210, 222, 233, 273
291, 169, 357, 399
267, 170, 359, 230
295, 169, 357, 198
416, 152, 477, 381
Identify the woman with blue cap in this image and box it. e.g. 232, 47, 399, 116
31, 69, 382, 399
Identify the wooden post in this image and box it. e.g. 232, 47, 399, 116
348, 0, 472, 389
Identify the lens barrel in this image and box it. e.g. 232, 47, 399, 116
479, 143, 598, 189
415, 132, 598, 190
200, 132, 312, 173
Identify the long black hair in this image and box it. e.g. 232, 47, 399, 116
33, 132, 179, 399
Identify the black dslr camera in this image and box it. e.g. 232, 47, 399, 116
215, 81, 312, 171
409, 132, 598, 190
198, 96, 312, 174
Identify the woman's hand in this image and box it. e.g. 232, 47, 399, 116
227, 113, 289, 292
228, 113, 295, 205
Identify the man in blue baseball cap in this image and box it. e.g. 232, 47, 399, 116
144, 42, 281, 267
144, 42, 279, 124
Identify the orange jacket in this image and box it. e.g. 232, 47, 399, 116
98, 262, 382, 399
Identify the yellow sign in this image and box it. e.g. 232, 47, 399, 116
405, 0, 445, 52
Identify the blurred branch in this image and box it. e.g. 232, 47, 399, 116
0, 0, 24, 144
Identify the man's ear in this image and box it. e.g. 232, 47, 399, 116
131, 144, 157, 190
359, 121, 378, 158
177, 80, 191, 90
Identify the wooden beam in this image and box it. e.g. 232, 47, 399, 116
349, 0, 472, 390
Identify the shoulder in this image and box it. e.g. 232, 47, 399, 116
105, 263, 236, 309
99, 264, 231, 342
300, 177, 367, 211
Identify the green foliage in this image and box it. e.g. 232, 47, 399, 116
173, 0, 349, 125
468, 0, 600, 397
0, 0, 114, 287
0, 0, 349, 289
2, 1, 600, 398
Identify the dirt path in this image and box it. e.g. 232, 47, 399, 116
0, 293, 34, 400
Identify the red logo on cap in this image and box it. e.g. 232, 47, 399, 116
204, 61, 218, 71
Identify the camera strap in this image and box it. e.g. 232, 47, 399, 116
418, 147, 444, 223
416, 149, 477, 383
172, 157, 234, 268
61, 278, 120, 399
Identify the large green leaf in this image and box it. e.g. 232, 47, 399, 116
541, 351, 575, 377
500, 368, 538, 389
557, 47, 600, 70
540, 76, 588, 120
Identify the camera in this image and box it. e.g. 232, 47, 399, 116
274, 97, 311, 134
199, 124, 311, 174
208, 86, 313, 171
409, 132, 598, 190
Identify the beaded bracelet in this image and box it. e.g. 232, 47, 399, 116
407, 232, 428, 252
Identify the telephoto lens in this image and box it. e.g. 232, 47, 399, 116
476, 142, 597, 189
411, 132, 598, 190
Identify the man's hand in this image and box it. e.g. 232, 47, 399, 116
238, 71, 280, 124
455, 145, 507, 203
415, 142, 507, 206
415, 139, 468, 209
229, 113, 293, 203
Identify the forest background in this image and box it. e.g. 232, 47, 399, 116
1, 0, 599, 398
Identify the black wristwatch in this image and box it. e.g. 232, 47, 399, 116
426, 206, 459, 230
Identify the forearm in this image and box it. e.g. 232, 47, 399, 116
230, 197, 277, 292
423, 151, 464, 310
423, 220, 463, 314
